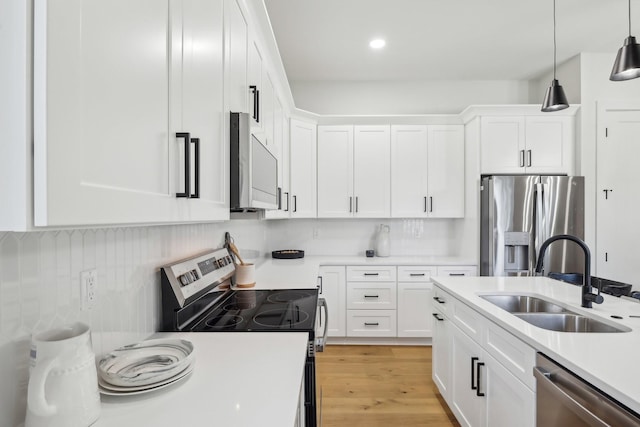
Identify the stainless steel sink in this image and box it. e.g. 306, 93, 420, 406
514, 313, 630, 333
479, 294, 569, 314
479, 294, 631, 333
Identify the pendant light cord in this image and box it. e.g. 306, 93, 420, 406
553, 0, 557, 79
629, 0, 632, 37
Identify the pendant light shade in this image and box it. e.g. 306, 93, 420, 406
541, 0, 569, 112
610, 36, 640, 81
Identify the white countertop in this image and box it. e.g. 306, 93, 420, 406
95, 332, 309, 427
432, 276, 640, 413
250, 255, 475, 289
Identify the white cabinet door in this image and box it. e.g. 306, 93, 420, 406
391, 125, 429, 218
451, 324, 486, 427
525, 116, 574, 175
34, 0, 228, 226
224, 0, 248, 115
318, 266, 346, 337
262, 72, 274, 150
432, 304, 452, 401
247, 38, 262, 128
178, 0, 227, 221
290, 119, 317, 218
397, 281, 433, 337
483, 352, 535, 427
265, 97, 288, 219
317, 126, 354, 218
353, 125, 391, 218
427, 126, 465, 218
480, 117, 525, 175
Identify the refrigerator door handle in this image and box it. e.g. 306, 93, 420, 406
534, 182, 546, 274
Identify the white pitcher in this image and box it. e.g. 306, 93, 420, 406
376, 224, 391, 257
25, 322, 100, 427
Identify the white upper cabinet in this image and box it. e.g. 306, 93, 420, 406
261, 72, 275, 150
33, 0, 227, 226
247, 37, 262, 129
224, 0, 248, 115
317, 125, 390, 218
480, 115, 574, 175
317, 126, 354, 217
391, 125, 464, 218
265, 97, 290, 219
289, 119, 317, 218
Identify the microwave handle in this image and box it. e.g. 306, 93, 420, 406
316, 298, 328, 352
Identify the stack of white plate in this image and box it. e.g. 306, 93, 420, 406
97, 338, 195, 396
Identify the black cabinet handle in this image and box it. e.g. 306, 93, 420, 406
277, 187, 282, 210
410, 273, 426, 277
429, 196, 433, 213
433, 296, 445, 304
190, 137, 200, 198
471, 357, 479, 390
432, 313, 444, 321
176, 132, 191, 198
364, 322, 379, 326
349, 196, 353, 213
318, 276, 323, 294
476, 362, 485, 397
424, 196, 427, 213
527, 150, 532, 167
293, 195, 297, 212
520, 149, 525, 167
449, 273, 466, 276
284, 192, 290, 212
355, 196, 359, 213
249, 85, 260, 122
363, 273, 379, 276
364, 295, 379, 298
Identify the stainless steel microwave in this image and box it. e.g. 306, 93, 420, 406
230, 112, 278, 211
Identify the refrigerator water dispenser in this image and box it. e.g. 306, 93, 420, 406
504, 232, 529, 272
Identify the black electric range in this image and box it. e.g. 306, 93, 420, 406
160, 248, 325, 427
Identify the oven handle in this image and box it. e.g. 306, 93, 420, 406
316, 298, 329, 352
533, 366, 609, 427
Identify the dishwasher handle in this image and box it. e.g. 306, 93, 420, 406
534, 366, 609, 427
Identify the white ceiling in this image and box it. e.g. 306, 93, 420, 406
264, 0, 633, 83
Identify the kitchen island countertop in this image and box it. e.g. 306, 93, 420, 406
95, 332, 308, 427
432, 276, 640, 413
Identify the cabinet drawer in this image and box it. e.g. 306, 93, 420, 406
436, 265, 477, 277
397, 266, 436, 282
347, 282, 397, 309
346, 310, 397, 337
432, 285, 453, 317
484, 320, 536, 391
451, 299, 484, 343
346, 266, 396, 282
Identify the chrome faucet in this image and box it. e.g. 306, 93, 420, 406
534, 234, 603, 308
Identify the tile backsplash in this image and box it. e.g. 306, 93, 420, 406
0, 221, 267, 427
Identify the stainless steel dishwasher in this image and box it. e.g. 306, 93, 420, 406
534, 353, 640, 426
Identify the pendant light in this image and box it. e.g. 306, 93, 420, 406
610, 0, 640, 81
541, 0, 569, 112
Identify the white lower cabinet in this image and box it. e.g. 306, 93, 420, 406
434, 284, 535, 427
346, 266, 396, 337
318, 266, 346, 337
397, 266, 436, 337
346, 310, 397, 337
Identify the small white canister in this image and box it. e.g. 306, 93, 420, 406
234, 263, 255, 288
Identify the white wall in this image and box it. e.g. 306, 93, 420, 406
290, 80, 530, 115
0, 220, 267, 427
528, 55, 582, 105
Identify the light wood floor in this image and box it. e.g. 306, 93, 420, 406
316, 345, 460, 427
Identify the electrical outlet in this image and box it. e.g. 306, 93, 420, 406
81, 269, 98, 311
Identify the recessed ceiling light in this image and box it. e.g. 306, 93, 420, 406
369, 39, 386, 49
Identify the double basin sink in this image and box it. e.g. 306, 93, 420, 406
479, 294, 630, 333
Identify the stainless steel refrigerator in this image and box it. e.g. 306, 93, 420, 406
480, 175, 585, 276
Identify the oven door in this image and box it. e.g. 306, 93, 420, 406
315, 298, 328, 352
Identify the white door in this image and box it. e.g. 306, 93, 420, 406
317, 126, 354, 218
353, 125, 391, 218
34, 0, 175, 226
484, 352, 535, 427
290, 119, 317, 218
318, 266, 346, 337
397, 282, 433, 337
525, 116, 573, 175
391, 125, 428, 218
261, 72, 274, 150
596, 107, 640, 284
451, 325, 486, 427
247, 38, 262, 128
265, 97, 287, 219
432, 306, 452, 401
178, 0, 227, 221
427, 125, 464, 218
480, 116, 525, 175
224, 0, 248, 114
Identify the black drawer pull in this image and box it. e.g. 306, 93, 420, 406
433, 296, 446, 304
363, 273, 379, 276
476, 362, 485, 397
364, 322, 379, 326
471, 357, 479, 390
410, 273, 426, 277
176, 132, 191, 198
364, 295, 379, 298
449, 273, 466, 276
432, 313, 444, 321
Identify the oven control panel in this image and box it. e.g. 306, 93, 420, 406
161, 248, 235, 307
